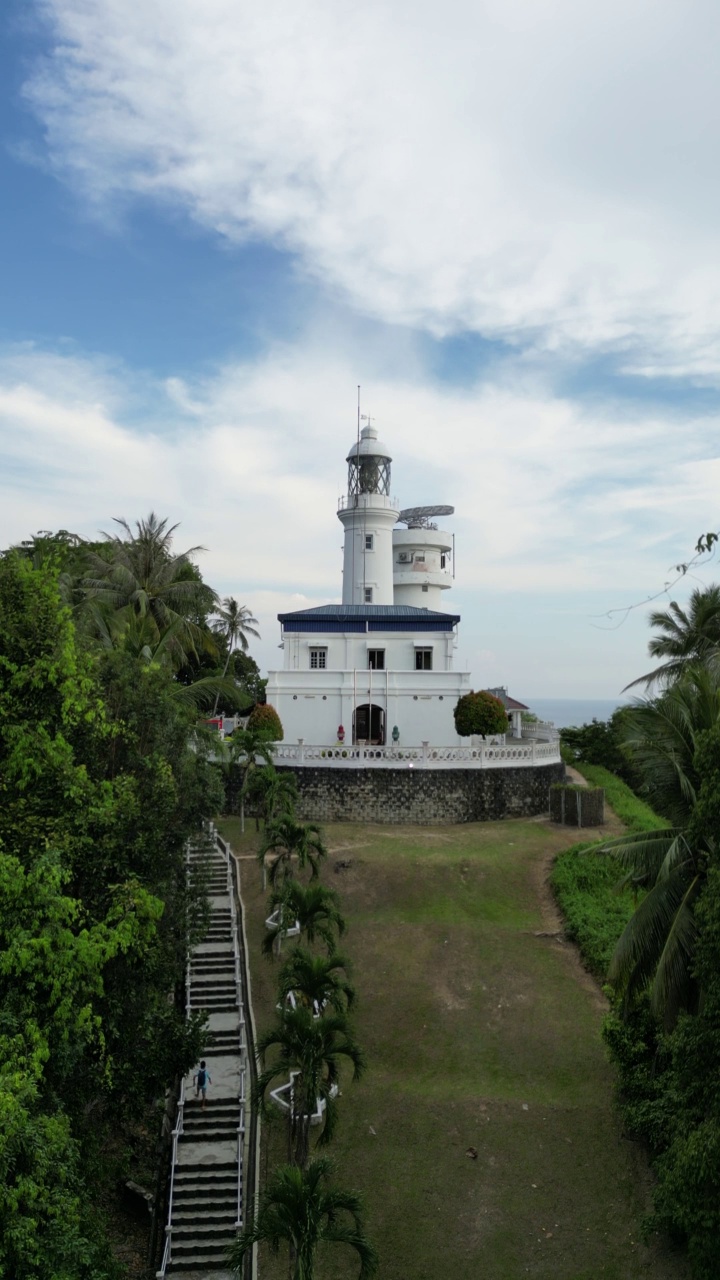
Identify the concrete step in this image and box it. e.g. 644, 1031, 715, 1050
173, 1179, 237, 1198
173, 1224, 238, 1242
168, 1250, 237, 1272
190, 977, 236, 988
172, 1208, 238, 1226
190, 990, 237, 1001
183, 1109, 240, 1127
179, 1129, 239, 1144
170, 1237, 236, 1261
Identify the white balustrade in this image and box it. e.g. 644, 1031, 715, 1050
521, 720, 559, 742
272, 740, 561, 769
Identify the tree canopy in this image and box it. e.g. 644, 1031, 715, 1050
453, 690, 508, 738
0, 515, 265, 1274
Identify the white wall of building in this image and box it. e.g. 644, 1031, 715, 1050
266, 665, 471, 746
280, 629, 455, 673
392, 527, 453, 609
338, 494, 399, 605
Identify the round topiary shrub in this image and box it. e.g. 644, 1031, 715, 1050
454, 690, 508, 738
246, 703, 283, 741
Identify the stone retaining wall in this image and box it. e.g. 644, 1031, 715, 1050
226, 761, 565, 824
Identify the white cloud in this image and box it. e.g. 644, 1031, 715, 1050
23, 0, 720, 373
2, 334, 719, 692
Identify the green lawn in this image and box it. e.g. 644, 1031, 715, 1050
218, 816, 688, 1280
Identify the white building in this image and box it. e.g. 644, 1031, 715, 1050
266, 421, 475, 747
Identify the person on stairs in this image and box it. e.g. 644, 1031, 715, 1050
193, 1060, 212, 1111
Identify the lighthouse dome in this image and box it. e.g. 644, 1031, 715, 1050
346, 423, 392, 462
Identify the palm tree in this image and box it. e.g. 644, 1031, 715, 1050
263, 882, 346, 957
211, 597, 260, 716
598, 665, 720, 1024
624, 584, 720, 690
246, 765, 299, 834
228, 727, 276, 835
228, 1158, 378, 1280
278, 948, 356, 1016
249, 766, 298, 826
259, 816, 327, 890
80, 513, 218, 668
256, 1007, 366, 1168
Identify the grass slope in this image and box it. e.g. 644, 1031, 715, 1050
220, 816, 687, 1280
568, 764, 665, 833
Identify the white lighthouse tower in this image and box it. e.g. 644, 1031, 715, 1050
337, 423, 399, 606
266, 416, 474, 747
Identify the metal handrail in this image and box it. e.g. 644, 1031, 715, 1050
236, 1065, 246, 1229
156, 1079, 185, 1278
216, 831, 248, 1244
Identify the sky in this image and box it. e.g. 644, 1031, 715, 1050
2, 0, 720, 699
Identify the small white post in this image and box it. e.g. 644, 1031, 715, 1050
298, 737, 305, 763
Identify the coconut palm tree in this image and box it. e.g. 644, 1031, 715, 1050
80, 513, 218, 668
599, 665, 720, 1024
263, 882, 346, 958
278, 948, 356, 1016
259, 816, 327, 890
624, 584, 720, 690
227, 1158, 378, 1280
256, 1006, 366, 1168
211, 597, 260, 716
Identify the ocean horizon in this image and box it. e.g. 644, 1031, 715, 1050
526, 697, 626, 730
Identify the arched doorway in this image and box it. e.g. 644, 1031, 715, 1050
353, 704, 385, 745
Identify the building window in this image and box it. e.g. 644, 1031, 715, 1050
368, 649, 385, 670
441, 553, 447, 569
309, 648, 327, 669
364, 587, 373, 603
365, 534, 374, 551
415, 648, 433, 670
422, 583, 429, 592
414, 553, 425, 563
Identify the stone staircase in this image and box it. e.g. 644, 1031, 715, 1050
158, 834, 249, 1279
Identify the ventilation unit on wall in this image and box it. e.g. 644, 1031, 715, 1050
397, 552, 410, 562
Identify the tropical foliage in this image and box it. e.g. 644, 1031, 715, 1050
228, 1158, 377, 1280
624, 584, 720, 690
277, 949, 356, 1016
259, 817, 328, 889
0, 515, 263, 1275
551, 589, 720, 1277
262, 882, 346, 957
237, 750, 376, 1277
256, 1006, 366, 1167
211, 596, 260, 715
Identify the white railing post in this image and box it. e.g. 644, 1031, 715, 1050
298, 738, 304, 763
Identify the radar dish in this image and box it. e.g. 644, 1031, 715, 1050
397, 504, 455, 530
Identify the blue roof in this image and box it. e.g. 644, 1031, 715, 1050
278, 603, 461, 634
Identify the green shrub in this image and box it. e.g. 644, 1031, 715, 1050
454, 690, 508, 737
247, 703, 283, 740
550, 840, 635, 979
